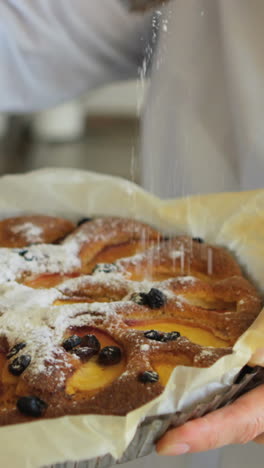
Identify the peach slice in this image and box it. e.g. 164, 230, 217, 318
66, 359, 125, 396
180, 294, 237, 312
128, 271, 176, 282
23, 273, 79, 289
127, 319, 229, 348
65, 328, 126, 396
153, 354, 193, 387
54, 296, 117, 306
127, 320, 229, 387
53, 298, 93, 306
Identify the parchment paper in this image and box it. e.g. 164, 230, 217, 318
0, 168, 263, 468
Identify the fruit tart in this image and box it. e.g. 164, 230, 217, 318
0, 215, 261, 425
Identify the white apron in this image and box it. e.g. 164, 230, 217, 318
142, 0, 264, 197
0, 0, 263, 466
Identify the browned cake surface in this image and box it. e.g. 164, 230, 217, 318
0, 215, 261, 425
0, 215, 75, 248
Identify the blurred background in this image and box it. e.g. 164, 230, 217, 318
0, 80, 146, 182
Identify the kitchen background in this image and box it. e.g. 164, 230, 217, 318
0, 81, 144, 182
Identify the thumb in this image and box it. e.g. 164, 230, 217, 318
156, 384, 264, 455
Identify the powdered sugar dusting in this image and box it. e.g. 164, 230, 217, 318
63, 217, 157, 257
170, 250, 183, 259
197, 348, 215, 358
0, 244, 81, 283
11, 222, 43, 243
140, 344, 150, 352
0, 267, 194, 380
177, 276, 197, 284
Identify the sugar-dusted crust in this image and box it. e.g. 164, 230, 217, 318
0, 215, 261, 425
0, 215, 75, 247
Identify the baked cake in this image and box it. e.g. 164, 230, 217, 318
0, 215, 261, 425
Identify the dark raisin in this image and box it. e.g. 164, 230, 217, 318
7, 342, 26, 359
77, 217, 93, 226
146, 289, 166, 309
92, 263, 118, 274
71, 334, 100, 361
72, 347, 97, 361
9, 355, 31, 376
25, 253, 36, 261
138, 371, 159, 383
144, 330, 164, 342
192, 237, 204, 244
81, 335, 100, 353
163, 331, 181, 342
131, 292, 149, 306
18, 249, 29, 257
98, 346, 122, 366
17, 396, 47, 418
62, 335, 82, 351
18, 249, 36, 261
131, 290, 166, 309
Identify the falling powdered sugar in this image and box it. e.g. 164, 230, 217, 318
170, 250, 183, 259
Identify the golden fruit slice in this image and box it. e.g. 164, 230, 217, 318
54, 296, 118, 306
66, 358, 125, 395
65, 328, 126, 396
54, 298, 93, 306
181, 294, 237, 311
153, 354, 193, 387
127, 319, 229, 348
128, 271, 176, 282
23, 273, 78, 289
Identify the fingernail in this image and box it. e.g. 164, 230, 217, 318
158, 443, 190, 456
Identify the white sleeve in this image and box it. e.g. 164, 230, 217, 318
0, 0, 151, 112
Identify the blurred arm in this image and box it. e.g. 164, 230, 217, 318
0, 0, 151, 112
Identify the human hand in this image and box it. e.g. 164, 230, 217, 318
156, 349, 264, 455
